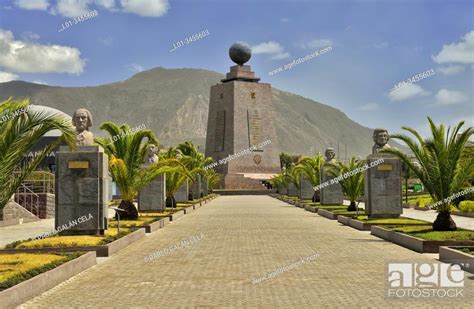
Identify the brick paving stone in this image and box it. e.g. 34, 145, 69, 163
21, 196, 473, 308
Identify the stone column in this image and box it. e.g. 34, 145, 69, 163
175, 179, 189, 203
365, 154, 402, 218
202, 177, 209, 196
138, 174, 166, 212
55, 146, 109, 235
320, 163, 343, 205
299, 173, 314, 200
190, 174, 201, 200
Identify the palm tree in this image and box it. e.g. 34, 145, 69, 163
294, 153, 325, 201
159, 147, 196, 208
329, 157, 365, 211
0, 98, 76, 210
95, 122, 176, 219
206, 169, 221, 192
381, 117, 473, 231
270, 172, 290, 194
287, 165, 301, 193
176, 141, 213, 199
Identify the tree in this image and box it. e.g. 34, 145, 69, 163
0, 98, 76, 210
159, 147, 196, 208
381, 117, 473, 231
176, 141, 213, 198
294, 153, 325, 201
329, 157, 365, 211
95, 122, 176, 219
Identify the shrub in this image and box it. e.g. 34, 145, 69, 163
415, 196, 433, 207
459, 200, 474, 213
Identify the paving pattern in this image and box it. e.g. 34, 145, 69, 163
21, 196, 474, 308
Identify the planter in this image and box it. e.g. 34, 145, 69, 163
183, 206, 194, 214
1, 229, 146, 257
439, 246, 474, 273
452, 212, 474, 218
143, 217, 170, 233
193, 202, 200, 210
371, 226, 474, 253
0, 251, 96, 308
337, 217, 425, 231
304, 205, 318, 213
170, 210, 185, 221
414, 206, 430, 211
318, 209, 341, 220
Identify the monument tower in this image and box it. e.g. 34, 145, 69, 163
205, 42, 281, 189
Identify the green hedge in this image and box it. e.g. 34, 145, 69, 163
459, 200, 474, 213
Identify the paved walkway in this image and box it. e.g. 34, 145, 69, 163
344, 200, 474, 230
22, 196, 473, 308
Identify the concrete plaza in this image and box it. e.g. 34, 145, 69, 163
19, 196, 474, 307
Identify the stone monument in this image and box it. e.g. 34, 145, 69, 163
287, 182, 299, 197
320, 148, 343, 205
365, 128, 402, 218
138, 144, 166, 212
190, 174, 201, 200
55, 108, 108, 235
202, 176, 209, 196
205, 42, 281, 189
299, 173, 314, 200
175, 179, 189, 203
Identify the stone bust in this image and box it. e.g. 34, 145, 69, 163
372, 128, 391, 154
144, 144, 159, 165
324, 147, 336, 164
72, 108, 94, 146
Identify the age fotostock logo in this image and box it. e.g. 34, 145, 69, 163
387, 262, 466, 298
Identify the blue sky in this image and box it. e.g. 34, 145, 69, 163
0, 0, 473, 137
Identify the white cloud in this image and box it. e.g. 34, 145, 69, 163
120, 0, 169, 17
0, 71, 19, 83
252, 41, 290, 60
127, 63, 144, 73
432, 31, 474, 64
357, 102, 379, 111
436, 65, 466, 75
96, 0, 115, 9
373, 42, 388, 49
300, 39, 332, 49
14, 0, 50, 10
437, 65, 466, 75
21, 31, 40, 41
435, 89, 468, 105
389, 83, 431, 102
0, 29, 85, 74
51, 0, 92, 18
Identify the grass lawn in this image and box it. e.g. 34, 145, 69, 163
385, 225, 474, 241
109, 216, 163, 228
332, 209, 364, 214
355, 216, 430, 225
317, 205, 346, 210
457, 247, 474, 255
301, 201, 320, 206
7, 228, 135, 249
0, 252, 82, 290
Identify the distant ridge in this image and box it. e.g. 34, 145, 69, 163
0, 67, 403, 157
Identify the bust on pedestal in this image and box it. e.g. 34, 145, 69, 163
320, 148, 343, 205
365, 128, 402, 219
138, 144, 166, 212
55, 108, 109, 235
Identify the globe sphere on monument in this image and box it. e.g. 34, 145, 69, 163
229, 41, 252, 65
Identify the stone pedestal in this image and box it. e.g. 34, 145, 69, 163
320, 164, 343, 205
299, 173, 314, 200
202, 177, 209, 196
55, 146, 108, 235
287, 182, 298, 197
175, 180, 189, 203
190, 174, 201, 200
278, 186, 288, 195
138, 174, 166, 212
365, 154, 402, 218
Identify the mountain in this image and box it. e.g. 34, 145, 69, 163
0, 67, 403, 157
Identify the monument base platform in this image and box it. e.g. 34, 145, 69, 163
221, 173, 270, 190
214, 189, 271, 195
